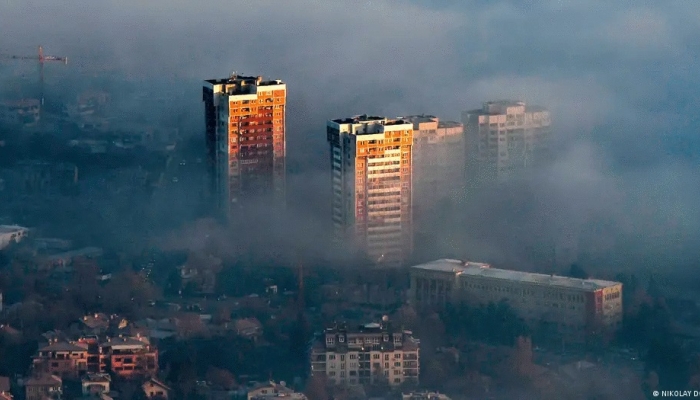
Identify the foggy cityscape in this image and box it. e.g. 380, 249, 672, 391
0, 1, 699, 399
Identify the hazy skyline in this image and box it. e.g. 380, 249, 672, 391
2, 0, 699, 278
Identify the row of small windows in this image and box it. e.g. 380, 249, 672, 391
605, 292, 621, 301
458, 282, 587, 302
327, 353, 403, 361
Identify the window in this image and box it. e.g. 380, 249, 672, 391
349, 354, 357, 359
373, 354, 380, 360
326, 337, 335, 345
328, 355, 336, 360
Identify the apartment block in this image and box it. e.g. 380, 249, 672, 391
409, 259, 622, 342
400, 115, 465, 229
32, 336, 158, 379
462, 101, 551, 181
203, 74, 286, 218
100, 336, 158, 378
327, 115, 414, 267
0, 99, 40, 127
310, 319, 420, 386
33, 341, 90, 379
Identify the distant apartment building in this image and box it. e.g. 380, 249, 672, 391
462, 101, 551, 181
203, 74, 286, 218
33, 341, 90, 379
33, 336, 158, 379
0, 161, 78, 197
0, 99, 40, 126
400, 115, 465, 229
310, 319, 420, 386
100, 336, 158, 379
409, 259, 622, 342
0, 225, 29, 250
327, 115, 414, 267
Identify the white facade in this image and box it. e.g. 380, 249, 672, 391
462, 101, 551, 181
311, 322, 420, 386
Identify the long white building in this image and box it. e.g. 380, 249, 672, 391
409, 259, 623, 343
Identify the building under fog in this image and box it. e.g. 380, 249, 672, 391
400, 115, 465, 232
409, 259, 622, 342
462, 101, 551, 182
202, 74, 286, 219
0, 98, 41, 127
327, 115, 414, 267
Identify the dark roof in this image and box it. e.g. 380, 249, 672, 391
39, 341, 87, 353
26, 374, 62, 386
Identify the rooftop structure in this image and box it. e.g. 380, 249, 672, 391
247, 381, 306, 400
411, 259, 619, 291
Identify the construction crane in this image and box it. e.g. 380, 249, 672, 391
0, 45, 68, 109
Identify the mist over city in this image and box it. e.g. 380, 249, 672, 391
0, 1, 699, 399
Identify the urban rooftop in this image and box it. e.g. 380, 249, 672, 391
412, 259, 620, 290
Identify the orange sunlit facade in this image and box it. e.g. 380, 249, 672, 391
327, 115, 413, 267
203, 74, 286, 218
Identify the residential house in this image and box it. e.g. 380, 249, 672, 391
32, 340, 89, 379
81, 374, 111, 396
247, 381, 306, 400
142, 378, 171, 399
25, 374, 62, 400
100, 335, 158, 378
234, 318, 263, 340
